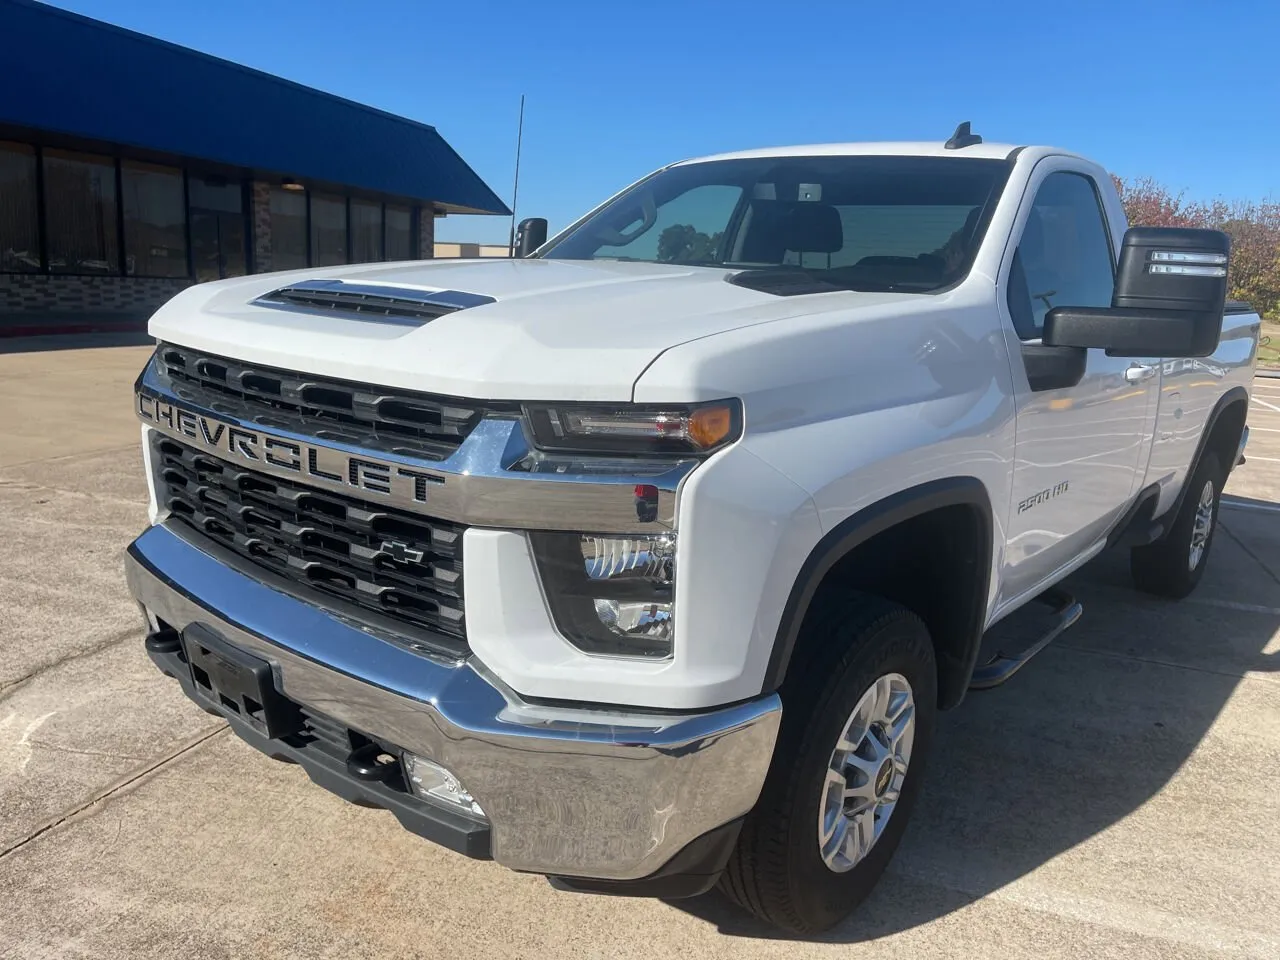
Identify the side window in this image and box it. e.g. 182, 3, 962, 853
1006, 172, 1115, 340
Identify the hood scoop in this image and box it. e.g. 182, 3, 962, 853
253, 278, 495, 327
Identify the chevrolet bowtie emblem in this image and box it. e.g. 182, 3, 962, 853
381, 540, 426, 564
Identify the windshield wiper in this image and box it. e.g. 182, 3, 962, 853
728, 267, 929, 297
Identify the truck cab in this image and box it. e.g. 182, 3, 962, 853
124, 127, 1259, 934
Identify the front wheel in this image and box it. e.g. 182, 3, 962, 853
1131, 451, 1224, 599
719, 594, 936, 934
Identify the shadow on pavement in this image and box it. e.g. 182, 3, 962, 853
670, 503, 1279, 942
0, 330, 155, 354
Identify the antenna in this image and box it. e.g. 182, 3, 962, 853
945, 121, 982, 150
507, 94, 526, 257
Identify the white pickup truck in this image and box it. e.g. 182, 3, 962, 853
125, 126, 1260, 933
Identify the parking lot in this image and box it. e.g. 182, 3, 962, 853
1, 335, 1278, 960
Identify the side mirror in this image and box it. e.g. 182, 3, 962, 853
1043, 227, 1229, 358
514, 217, 548, 258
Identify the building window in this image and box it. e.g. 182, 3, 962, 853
350, 199, 383, 263
385, 204, 413, 261
270, 187, 308, 271
43, 149, 120, 275
310, 194, 347, 267
0, 142, 41, 273
190, 176, 247, 281
121, 161, 188, 278
3, 141, 432, 280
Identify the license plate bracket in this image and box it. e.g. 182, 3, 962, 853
182, 624, 301, 739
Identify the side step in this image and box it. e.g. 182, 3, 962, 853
969, 587, 1082, 690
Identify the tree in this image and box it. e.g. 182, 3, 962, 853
1212, 201, 1280, 321
656, 223, 722, 263
1111, 175, 1212, 229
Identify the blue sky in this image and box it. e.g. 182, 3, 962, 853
42, 0, 1280, 245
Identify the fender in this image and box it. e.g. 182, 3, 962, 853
762, 476, 993, 709
1155, 385, 1249, 531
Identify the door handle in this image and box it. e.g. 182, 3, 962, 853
1124, 363, 1157, 383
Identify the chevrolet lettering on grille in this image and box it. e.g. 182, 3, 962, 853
137, 393, 444, 504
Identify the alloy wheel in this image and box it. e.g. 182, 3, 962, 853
817, 673, 916, 873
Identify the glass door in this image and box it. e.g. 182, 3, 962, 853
188, 176, 247, 281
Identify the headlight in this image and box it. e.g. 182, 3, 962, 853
530, 532, 676, 658
522, 400, 741, 456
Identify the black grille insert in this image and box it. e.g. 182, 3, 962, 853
153, 434, 467, 654
157, 343, 512, 462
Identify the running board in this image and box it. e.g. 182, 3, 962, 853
969, 587, 1082, 690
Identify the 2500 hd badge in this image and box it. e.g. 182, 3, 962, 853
1017, 480, 1070, 514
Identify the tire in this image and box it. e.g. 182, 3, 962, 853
719, 593, 937, 934
1130, 451, 1224, 599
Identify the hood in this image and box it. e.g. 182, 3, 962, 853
148, 258, 913, 401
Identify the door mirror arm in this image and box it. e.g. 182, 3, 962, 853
1044, 306, 1222, 358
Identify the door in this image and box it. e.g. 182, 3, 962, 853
997, 165, 1159, 609
191, 210, 246, 282
188, 176, 247, 281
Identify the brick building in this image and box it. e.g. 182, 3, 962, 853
0, 0, 509, 333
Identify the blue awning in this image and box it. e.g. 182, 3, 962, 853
0, 0, 511, 215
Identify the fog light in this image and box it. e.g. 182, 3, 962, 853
581, 534, 674, 582
593, 598, 673, 637
530, 532, 676, 657
402, 753, 485, 818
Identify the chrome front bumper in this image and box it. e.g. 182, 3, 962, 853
125, 522, 781, 882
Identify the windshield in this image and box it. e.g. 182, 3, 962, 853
541, 155, 1012, 293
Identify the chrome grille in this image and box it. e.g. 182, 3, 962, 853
152, 434, 467, 654
156, 343, 511, 462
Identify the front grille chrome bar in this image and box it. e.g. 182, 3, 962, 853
136, 353, 693, 533
156, 342, 496, 462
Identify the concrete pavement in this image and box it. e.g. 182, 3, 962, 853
1, 336, 1278, 959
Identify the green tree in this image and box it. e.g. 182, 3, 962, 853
657, 224, 722, 263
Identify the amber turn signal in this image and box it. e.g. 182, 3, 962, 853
688, 405, 734, 449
